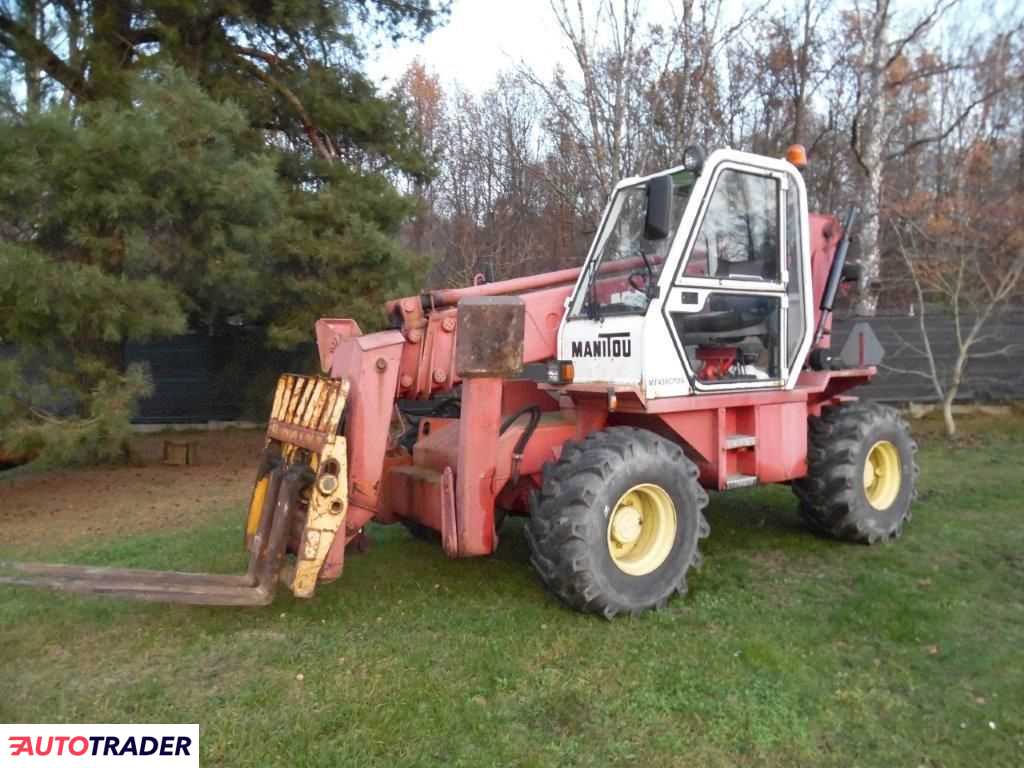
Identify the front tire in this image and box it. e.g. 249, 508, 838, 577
794, 402, 919, 543
526, 427, 710, 618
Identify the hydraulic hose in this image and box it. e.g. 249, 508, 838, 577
500, 406, 542, 483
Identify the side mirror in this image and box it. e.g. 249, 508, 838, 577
644, 175, 672, 241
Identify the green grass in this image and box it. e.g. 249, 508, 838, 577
2, 415, 1023, 767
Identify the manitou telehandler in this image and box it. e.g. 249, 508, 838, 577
1, 146, 918, 617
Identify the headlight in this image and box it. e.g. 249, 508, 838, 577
546, 360, 575, 384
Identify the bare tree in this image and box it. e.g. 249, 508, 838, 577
519, 0, 650, 226
645, 0, 762, 165
397, 59, 446, 255
890, 223, 1023, 436
884, 33, 1024, 434
845, 0, 978, 316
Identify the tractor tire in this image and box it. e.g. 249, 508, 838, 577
526, 427, 710, 618
794, 402, 919, 544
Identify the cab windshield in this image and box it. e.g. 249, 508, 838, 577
574, 170, 696, 317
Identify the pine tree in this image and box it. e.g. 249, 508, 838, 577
0, 1, 446, 463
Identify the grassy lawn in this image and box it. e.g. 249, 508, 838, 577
2, 414, 1022, 767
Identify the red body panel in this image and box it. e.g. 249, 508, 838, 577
808, 213, 843, 350
380, 284, 571, 400
455, 378, 502, 555
318, 328, 403, 579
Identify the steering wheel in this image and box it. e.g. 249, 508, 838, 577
628, 270, 648, 293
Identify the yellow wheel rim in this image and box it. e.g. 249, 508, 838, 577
607, 483, 677, 575
864, 440, 901, 510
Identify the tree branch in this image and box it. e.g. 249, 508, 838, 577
880, 362, 944, 381
234, 53, 335, 162
125, 26, 162, 46
885, 84, 1015, 161
0, 9, 91, 99
967, 344, 1023, 358
234, 45, 286, 67
884, 0, 959, 70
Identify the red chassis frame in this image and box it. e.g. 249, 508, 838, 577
311, 215, 869, 585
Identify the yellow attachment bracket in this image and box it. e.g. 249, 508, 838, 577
291, 436, 348, 598
254, 374, 351, 598
246, 476, 270, 539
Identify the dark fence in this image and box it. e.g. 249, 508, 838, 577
6, 310, 1022, 424
126, 331, 316, 424
830, 309, 1024, 402
128, 310, 1024, 421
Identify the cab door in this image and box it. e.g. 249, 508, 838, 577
660, 156, 812, 392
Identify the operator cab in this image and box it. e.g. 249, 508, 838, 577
570, 170, 697, 318
559, 147, 814, 399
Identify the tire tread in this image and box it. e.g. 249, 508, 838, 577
526, 427, 709, 617
794, 402, 919, 543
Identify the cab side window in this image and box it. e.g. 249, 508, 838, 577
688, 170, 780, 282
786, 184, 805, 365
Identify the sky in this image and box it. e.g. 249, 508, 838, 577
365, 0, 576, 94
363, 0, 1009, 96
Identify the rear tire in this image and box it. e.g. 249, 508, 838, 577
526, 427, 709, 618
794, 402, 919, 543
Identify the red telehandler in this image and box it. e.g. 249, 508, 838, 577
1, 146, 918, 617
